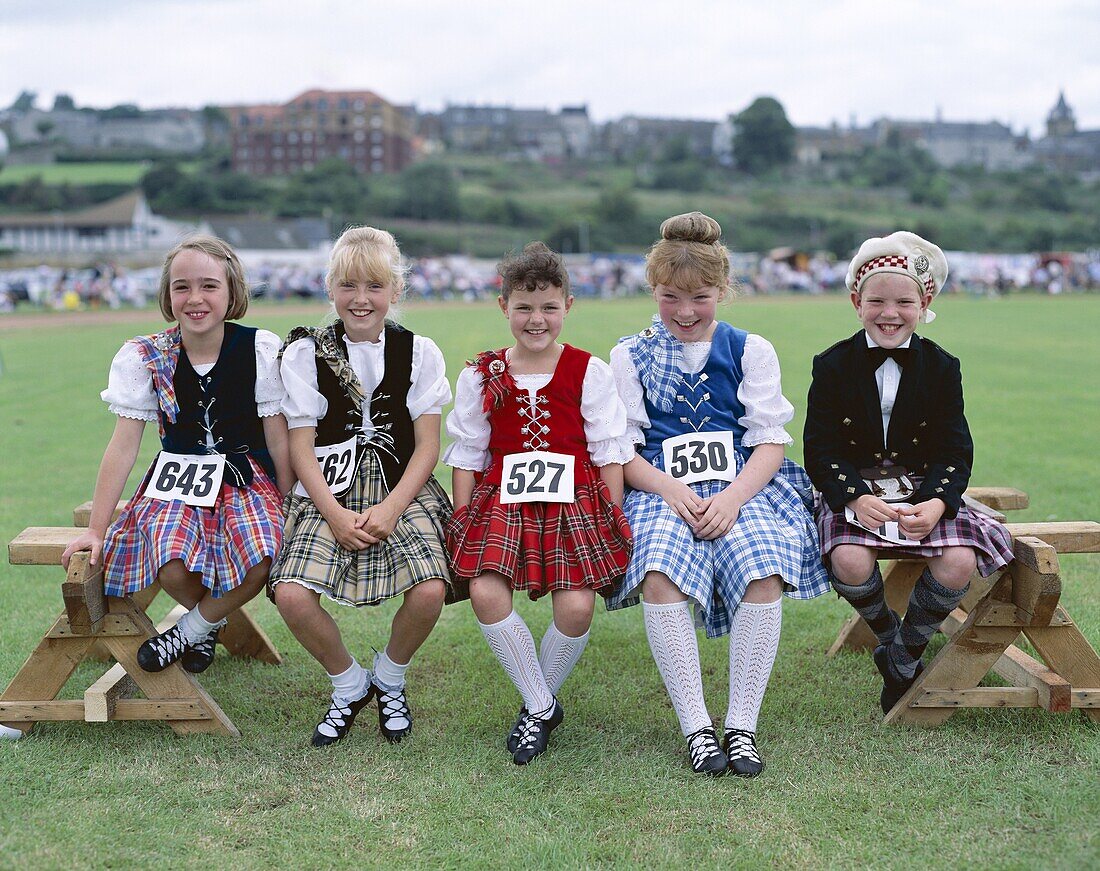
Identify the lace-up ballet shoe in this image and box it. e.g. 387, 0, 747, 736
505, 706, 529, 754
722, 729, 764, 778
181, 624, 225, 674
512, 700, 564, 765
685, 727, 728, 777
873, 644, 924, 715
311, 691, 374, 748
136, 623, 189, 672
373, 683, 413, 744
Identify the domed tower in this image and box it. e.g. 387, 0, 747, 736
1046, 91, 1076, 138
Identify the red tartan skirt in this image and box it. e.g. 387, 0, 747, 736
447, 467, 632, 600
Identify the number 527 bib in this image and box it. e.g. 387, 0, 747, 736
500, 451, 576, 504
662, 432, 737, 485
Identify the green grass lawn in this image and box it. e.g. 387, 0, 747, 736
0, 161, 151, 185
1, 295, 1097, 868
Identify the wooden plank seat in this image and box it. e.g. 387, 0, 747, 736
825, 487, 1100, 726
2, 513, 283, 737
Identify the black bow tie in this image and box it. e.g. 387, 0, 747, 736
867, 345, 910, 368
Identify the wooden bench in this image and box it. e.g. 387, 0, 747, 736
827, 487, 1100, 725
1, 504, 282, 737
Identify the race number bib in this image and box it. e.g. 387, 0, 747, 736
293, 436, 358, 498
147, 452, 225, 508
500, 451, 575, 504
662, 432, 737, 485
844, 504, 917, 545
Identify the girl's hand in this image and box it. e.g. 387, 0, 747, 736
326, 506, 376, 551
896, 499, 946, 541
693, 487, 744, 540
356, 500, 399, 542
61, 531, 104, 569
657, 476, 704, 526
852, 495, 899, 529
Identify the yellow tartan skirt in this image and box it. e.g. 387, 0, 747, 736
269, 449, 459, 606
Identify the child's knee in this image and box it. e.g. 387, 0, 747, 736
828, 545, 877, 584
274, 581, 319, 619
742, 574, 782, 604
405, 579, 446, 614
929, 548, 976, 588
552, 591, 595, 635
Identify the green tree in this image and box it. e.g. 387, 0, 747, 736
394, 162, 461, 221
275, 159, 369, 218
733, 97, 795, 175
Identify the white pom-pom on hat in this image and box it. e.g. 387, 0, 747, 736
846, 231, 948, 323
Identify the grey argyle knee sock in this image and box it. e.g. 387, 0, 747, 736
831, 564, 899, 646
888, 568, 969, 678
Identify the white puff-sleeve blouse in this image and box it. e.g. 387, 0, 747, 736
100, 329, 285, 421
280, 331, 451, 438
444, 355, 635, 472
609, 334, 795, 448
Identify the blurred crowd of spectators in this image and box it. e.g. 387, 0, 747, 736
3, 250, 1098, 313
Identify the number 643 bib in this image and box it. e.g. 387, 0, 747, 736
662, 431, 737, 485
147, 452, 226, 508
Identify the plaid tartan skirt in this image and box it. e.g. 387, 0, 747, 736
447, 466, 632, 600
816, 486, 1013, 578
607, 458, 830, 638
103, 456, 283, 598
269, 449, 456, 607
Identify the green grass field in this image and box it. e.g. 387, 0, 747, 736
1, 295, 1097, 868
0, 161, 152, 185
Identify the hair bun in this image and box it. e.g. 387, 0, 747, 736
660, 211, 722, 244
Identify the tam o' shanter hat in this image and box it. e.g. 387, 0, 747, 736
846, 231, 948, 322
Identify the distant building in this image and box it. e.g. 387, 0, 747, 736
1046, 91, 1076, 138
1034, 91, 1100, 174
223, 89, 413, 177
795, 122, 875, 165
601, 116, 718, 161
870, 117, 1032, 170
6, 108, 204, 154
438, 103, 590, 160
0, 190, 183, 253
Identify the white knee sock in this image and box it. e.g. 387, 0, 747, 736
178, 604, 222, 644
328, 659, 369, 703
479, 611, 555, 716
539, 622, 589, 695
643, 600, 712, 736
373, 647, 409, 691
725, 599, 782, 734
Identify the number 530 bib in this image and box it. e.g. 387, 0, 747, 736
500, 451, 575, 504
147, 452, 226, 507
662, 432, 737, 485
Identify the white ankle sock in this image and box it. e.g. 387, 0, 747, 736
725, 599, 782, 733
178, 604, 221, 644
479, 611, 554, 716
643, 600, 711, 737
373, 647, 409, 691
328, 659, 369, 703
539, 622, 589, 695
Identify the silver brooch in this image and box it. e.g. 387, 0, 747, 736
641, 327, 656, 338
153, 331, 175, 351
913, 255, 929, 274
488, 359, 506, 375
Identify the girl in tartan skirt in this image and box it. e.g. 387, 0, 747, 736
62, 235, 292, 676
269, 226, 456, 748
607, 212, 829, 778
446, 242, 633, 765
804, 231, 1012, 716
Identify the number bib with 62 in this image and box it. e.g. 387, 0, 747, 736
147, 452, 226, 508
662, 431, 737, 485
293, 436, 358, 498
500, 451, 575, 504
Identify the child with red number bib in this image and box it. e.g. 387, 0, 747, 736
607, 212, 829, 778
446, 242, 633, 765
62, 235, 292, 675
804, 231, 1013, 715
269, 226, 456, 748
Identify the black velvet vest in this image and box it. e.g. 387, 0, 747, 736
160, 322, 273, 486
313, 322, 415, 491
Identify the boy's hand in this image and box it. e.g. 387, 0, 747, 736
693, 487, 743, 540
896, 499, 946, 541
61, 531, 104, 569
658, 475, 704, 526
326, 506, 376, 551
851, 495, 899, 529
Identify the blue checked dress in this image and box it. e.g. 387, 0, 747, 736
607, 319, 830, 637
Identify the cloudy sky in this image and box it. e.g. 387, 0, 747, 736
2, 0, 1098, 136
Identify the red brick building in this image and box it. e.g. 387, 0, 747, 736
223, 89, 413, 176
